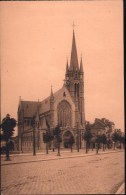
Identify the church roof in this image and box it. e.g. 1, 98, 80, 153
39, 96, 50, 114
39, 87, 62, 114
53, 84, 74, 104
20, 101, 38, 118
39, 84, 74, 114
19, 83, 74, 118
53, 86, 64, 97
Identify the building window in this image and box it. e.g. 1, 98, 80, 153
27, 120, 30, 126
63, 92, 66, 97
57, 100, 71, 127
74, 83, 79, 98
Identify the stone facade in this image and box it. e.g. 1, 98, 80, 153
18, 30, 85, 152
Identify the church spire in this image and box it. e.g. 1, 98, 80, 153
80, 56, 83, 73
70, 29, 79, 71
50, 85, 54, 100
50, 85, 54, 102
65, 59, 69, 75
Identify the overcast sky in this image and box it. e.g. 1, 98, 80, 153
0, 0, 124, 135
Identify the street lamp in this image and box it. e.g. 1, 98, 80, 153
32, 116, 36, 156
76, 122, 79, 152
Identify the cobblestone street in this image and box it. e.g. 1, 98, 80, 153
1, 150, 124, 194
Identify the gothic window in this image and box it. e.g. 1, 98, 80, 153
27, 120, 30, 126
77, 83, 79, 98
75, 70, 78, 78
74, 83, 77, 97
74, 83, 79, 99
63, 92, 66, 97
57, 100, 71, 127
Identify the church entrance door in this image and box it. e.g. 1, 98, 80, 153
63, 131, 74, 148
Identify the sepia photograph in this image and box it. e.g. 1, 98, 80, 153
0, 0, 125, 194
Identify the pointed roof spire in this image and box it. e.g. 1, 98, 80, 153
80, 55, 84, 72
19, 96, 21, 101
70, 28, 79, 71
65, 59, 69, 75
50, 85, 54, 100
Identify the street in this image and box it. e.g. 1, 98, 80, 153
1, 150, 124, 194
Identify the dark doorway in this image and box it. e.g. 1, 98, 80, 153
63, 131, 74, 148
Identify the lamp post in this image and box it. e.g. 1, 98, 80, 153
52, 128, 55, 152
76, 122, 79, 152
32, 116, 36, 156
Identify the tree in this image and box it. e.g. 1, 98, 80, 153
101, 133, 107, 151
53, 125, 62, 156
83, 127, 92, 154
106, 138, 113, 149
122, 134, 125, 149
118, 133, 125, 149
1, 114, 16, 160
90, 136, 96, 151
43, 130, 53, 154
69, 135, 75, 152
111, 130, 120, 150
95, 134, 102, 154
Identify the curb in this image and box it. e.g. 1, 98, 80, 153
1, 149, 124, 158
1, 150, 70, 158
1, 150, 123, 166
115, 182, 125, 194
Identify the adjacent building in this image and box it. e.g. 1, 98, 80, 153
86, 118, 115, 137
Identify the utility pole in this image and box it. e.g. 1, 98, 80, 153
32, 116, 36, 156
77, 122, 79, 152
80, 129, 81, 149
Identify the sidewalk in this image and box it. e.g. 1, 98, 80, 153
1, 148, 124, 166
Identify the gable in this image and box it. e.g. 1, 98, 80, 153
54, 85, 75, 111
39, 97, 50, 114
21, 101, 38, 118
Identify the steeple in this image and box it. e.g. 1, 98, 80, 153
50, 85, 54, 102
70, 30, 79, 71
65, 59, 69, 75
80, 56, 83, 73
65, 27, 85, 128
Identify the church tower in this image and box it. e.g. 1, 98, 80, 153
65, 30, 85, 128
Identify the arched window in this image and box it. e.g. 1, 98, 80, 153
27, 120, 30, 126
75, 70, 78, 78
74, 83, 79, 99
57, 100, 72, 127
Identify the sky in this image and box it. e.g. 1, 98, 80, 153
0, 0, 124, 135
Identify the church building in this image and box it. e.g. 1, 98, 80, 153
18, 29, 85, 152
